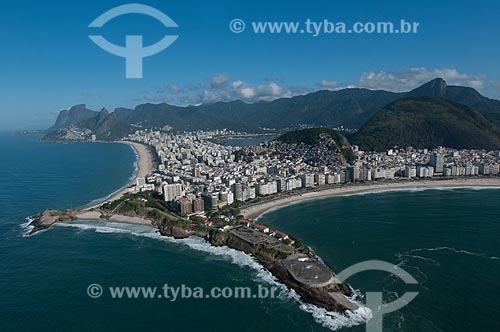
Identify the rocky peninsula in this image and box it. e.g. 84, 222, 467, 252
28, 189, 359, 313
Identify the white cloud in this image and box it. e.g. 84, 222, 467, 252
162, 77, 305, 105
141, 68, 499, 106
359, 67, 488, 92
186, 83, 202, 91
210, 73, 230, 89
168, 84, 183, 94
317, 80, 337, 89
238, 87, 256, 99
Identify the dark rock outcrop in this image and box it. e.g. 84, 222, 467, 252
157, 224, 356, 312
50, 104, 97, 130
28, 210, 76, 235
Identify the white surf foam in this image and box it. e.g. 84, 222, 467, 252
298, 285, 372, 331
340, 185, 500, 197
19, 216, 35, 231
19, 216, 36, 237
300, 302, 372, 330
20, 216, 51, 237
395, 252, 440, 266
55, 220, 371, 331
255, 185, 500, 220
409, 246, 500, 260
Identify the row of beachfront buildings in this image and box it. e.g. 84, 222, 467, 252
127, 130, 500, 215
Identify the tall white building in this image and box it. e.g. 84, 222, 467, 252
300, 173, 315, 188
163, 183, 183, 202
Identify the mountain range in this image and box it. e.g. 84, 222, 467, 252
44, 78, 500, 150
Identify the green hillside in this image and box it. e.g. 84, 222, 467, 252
351, 97, 500, 151
276, 127, 355, 162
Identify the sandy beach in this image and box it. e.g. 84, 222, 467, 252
241, 177, 500, 220
85, 141, 155, 210
79, 143, 500, 227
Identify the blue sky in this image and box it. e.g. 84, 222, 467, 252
1, 0, 500, 130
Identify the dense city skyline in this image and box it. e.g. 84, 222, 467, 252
125, 128, 500, 215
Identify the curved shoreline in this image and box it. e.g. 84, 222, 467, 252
241, 178, 500, 220
84, 141, 155, 210
30, 160, 500, 327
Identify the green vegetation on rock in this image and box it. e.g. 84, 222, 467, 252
351, 97, 500, 151
276, 127, 355, 163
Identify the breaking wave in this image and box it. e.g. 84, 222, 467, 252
19, 216, 36, 237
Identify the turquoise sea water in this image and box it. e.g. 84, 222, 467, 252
1, 133, 499, 331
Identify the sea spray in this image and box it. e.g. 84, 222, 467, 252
20, 216, 36, 236
20, 216, 51, 237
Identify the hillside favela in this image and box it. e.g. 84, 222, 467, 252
2, 1, 500, 332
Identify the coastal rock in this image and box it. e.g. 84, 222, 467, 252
29, 210, 76, 235
155, 224, 356, 311
269, 261, 356, 312
158, 225, 208, 240
209, 228, 355, 312
30, 209, 358, 313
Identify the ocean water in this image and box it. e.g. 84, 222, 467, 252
0, 133, 336, 332
1, 132, 499, 331
259, 187, 500, 331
